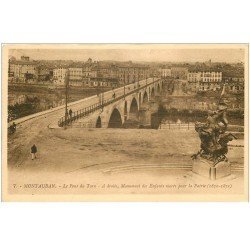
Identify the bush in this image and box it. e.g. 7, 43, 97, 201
8, 102, 39, 121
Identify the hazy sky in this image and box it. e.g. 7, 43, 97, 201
9, 47, 246, 63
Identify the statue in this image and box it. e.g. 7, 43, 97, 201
191, 94, 237, 179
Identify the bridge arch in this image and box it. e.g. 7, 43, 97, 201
157, 84, 160, 94
129, 97, 139, 120
142, 91, 148, 103
108, 108, 122, 128
151, 87, 155, 98
96, 116, 102, 128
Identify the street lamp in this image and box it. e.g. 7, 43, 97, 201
137, 68, 140, 88
101, 81, 104, 111
97, 80, 103, 111
64, 68, 70, 127
123, 69, 126, 99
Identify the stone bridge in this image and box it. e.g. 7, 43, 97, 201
58, 77, 163, 128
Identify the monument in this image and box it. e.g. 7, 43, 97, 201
191, 92, 237, 180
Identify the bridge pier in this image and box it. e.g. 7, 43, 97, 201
138, 100, 160, 128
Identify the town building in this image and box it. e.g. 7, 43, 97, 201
53, 67, 68, 85
225, 77, 244, 93
171, 67, 188, 80
97, 65, 118, 79
200, 72, 222, 82
197, 82, 222, 91
9, 56, 38, 83
88, 77, 119, 88
38, 66, 52, 82
83, 64, 95, 78
69, 67, 83, 86
227, 82, 244, 93
160, 68, 171, 78
223, 76, 244, 84
187, 71, 223, 92
187, 71, 223, 83
20, 56, 30, 61
51, 63, 149, 88
118, 65, 149, 85
187, 72, 201, 83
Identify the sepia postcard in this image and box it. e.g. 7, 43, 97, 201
1, 44, 248, 201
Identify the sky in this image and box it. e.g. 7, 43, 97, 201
9, 46, 246, 63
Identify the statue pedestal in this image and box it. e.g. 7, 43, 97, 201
192, 158, 231, 180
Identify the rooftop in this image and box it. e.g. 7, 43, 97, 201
10, 60, 38, 66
